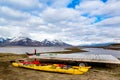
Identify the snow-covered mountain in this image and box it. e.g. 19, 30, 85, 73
0, 37, 71, 46
9, 37, 41, 46
0, 37, 5, 42
0, 37, 10, 46
9, 37, 30, 42
41, 39, 70, 46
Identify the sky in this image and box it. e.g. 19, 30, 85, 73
0, 0, 120, 45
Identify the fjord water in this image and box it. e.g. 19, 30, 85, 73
80, 48, 120, 58
0, 47, 120, 58
0, 47, 66, 54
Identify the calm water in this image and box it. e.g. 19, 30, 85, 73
0, 47, 120, 58
80, 48, 120, 58
0, 47, 66, 54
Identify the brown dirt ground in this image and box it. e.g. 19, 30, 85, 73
0, 53, 120, 80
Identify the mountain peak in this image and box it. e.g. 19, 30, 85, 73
10, 37, 31, 42
52, 39, 63, 42
0, 37, 5, 42
0, 37, 71, 46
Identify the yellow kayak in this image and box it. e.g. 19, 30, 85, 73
12, 62, 91, 74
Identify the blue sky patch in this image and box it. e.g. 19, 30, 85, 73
101, 0, 107, 3
94, 16, 104, 23
67, 0, 80, 8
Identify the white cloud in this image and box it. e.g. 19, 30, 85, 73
0, 26, 28, 38
0, 0, 43, 10
91, 0, 120, 17
49, 0, 70, 8
41, 8, 80, 23
29, 32, 58, 41
38, 0, 71, 8
76, 0, 104, 15
41, 7, 96, 28
76, 0, 120, 17
95, 16, 120, 27
0, 0, 120, 45
0, 6, 31, 21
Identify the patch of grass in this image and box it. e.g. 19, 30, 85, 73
46, 47, 87, 54
0, 53, 27, 61
112, 73, 120, 77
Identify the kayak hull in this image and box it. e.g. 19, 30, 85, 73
12, 62, 91, 74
